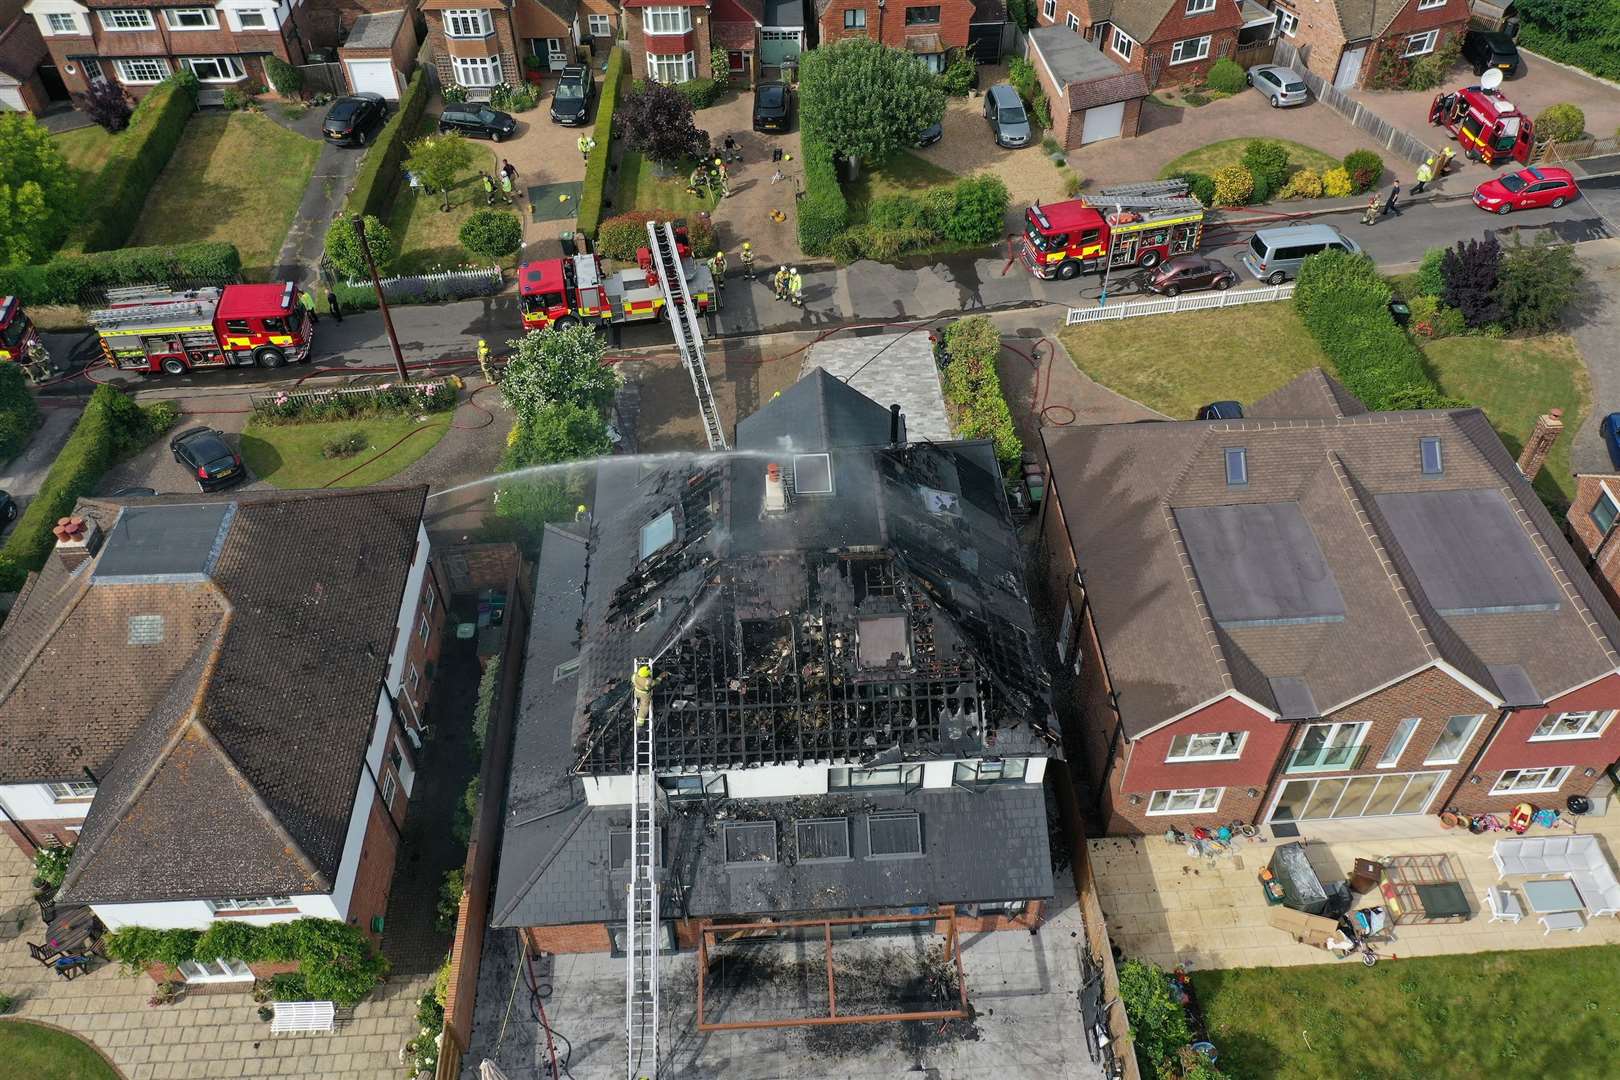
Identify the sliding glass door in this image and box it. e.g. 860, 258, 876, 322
1271, 771, 1446, 822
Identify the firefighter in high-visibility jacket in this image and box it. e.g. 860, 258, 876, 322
633, 664, 660, 726
710, 249, 727, 288
740, 241, 756, 280
788, 267, 803, 307
773, 265, 790, 302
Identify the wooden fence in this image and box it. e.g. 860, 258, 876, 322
1535, 135, 1620, 165
297, 61, 347, 96
1067, 283, 1294, 325
1273, 41, 1437, 165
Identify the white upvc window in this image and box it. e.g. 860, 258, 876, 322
444, 9, 492, 38
163, 7, 218, 30
1404, 30, 1439, 57
44, 12, 82, 34
1111, 27, 1135, 62
451, 55, 503, 87
1066, 13, 1079, 31
829, 763, 923, 788
1042, 0, 1055, 19
588, 13, 612, 35
1165, 731, 1245, 762
114, 57, 171, 83
1147, 787, 1223, 815
1491, 766, 1572, 795
1185, 0, 1216, 13
408, 663, 421, 694
48, 781, 98, 801
208, 896, 294, 912
1590, 484, 1620, 536
232, 8, 272, 30
182, 56, 246, 82
1170, 34, 1211, 64
1424, 713, 1484, 765
1416, 0, 1447, 9
1275, 8, 1298, 36
644, 6, 693, 34
1377, 718, 1421, 768
1531, 710, 1616, 741
381, 770, 397, 806
646, 51, 695, 84
82, 58, 106, 83
99, 9, 156, 30
418, 611, 431, 644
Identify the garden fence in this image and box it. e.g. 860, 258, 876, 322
1534, 135, 1620, 165
341, 265, 504, 303
1065, 283, 1294, 325
249, 375, 455, 417
1273, 42, 1438, 166
296, 62, 346, 96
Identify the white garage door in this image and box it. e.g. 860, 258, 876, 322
345, 59, 399, 100
0, 85, 25, 111
1080, 101, 1124, 145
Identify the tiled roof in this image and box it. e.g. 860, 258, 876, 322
344, 10, 407, 51
0, 15, 46, 82
1250, 368, 1368, 419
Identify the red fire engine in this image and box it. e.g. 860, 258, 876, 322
89, 282, 313, 375
1429, 84, 1534, 166
1019, 180, 1205, 281
518, 226, 717, 332
0, 296, 46, 368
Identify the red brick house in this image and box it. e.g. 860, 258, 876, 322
1037, 0, 1246, 89
621, 0, 801, 86
815, 0, 975, 73
1264, 0, 1471, 90
1039, 369, 1620, 836
1567, 470, 1620, 616
1, 0, 53, 114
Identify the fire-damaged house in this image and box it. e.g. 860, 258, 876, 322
490, 370, 1061, 957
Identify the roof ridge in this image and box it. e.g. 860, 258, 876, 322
1160, 500, 1236, 695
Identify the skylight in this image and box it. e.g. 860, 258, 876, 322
638, 509, 676, 560
795, 818, 851, 861
723, 821, 778, 864
1420, 437, 1443, 475
127, 614, 165, 645
867, 812, 923, 858
793, 452, 834, 495
1224, 447, 1248, 486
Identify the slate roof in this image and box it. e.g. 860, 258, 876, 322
803, 335, 952, 444
1042, 370, 1620, 739
1029, 26, 1150, 111
0, 487, 428, 905
736, 366, 897, 452
762, 0, 802, 26
1250, 368, 1367, 420
345, 10, 407, 51
0, 14, 46, 83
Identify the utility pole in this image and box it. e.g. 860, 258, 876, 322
351, 214, 409, 382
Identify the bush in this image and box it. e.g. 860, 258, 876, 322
942, 174, 1009, 244
1241, 140, 1290, 195
473, 656, 501, 756
459, 209, 523, 258
1342, 149, 1384, 194
33, 844, 72, 888
264, 56, 302, 96
1517, 23, 1620, 83
1536, 102, 1586, 145
1441, 234, 1502, 327
578, 49, 626, 238
797, 127, 849, 256
1212, 164, 1253, 206
344, 68, 429, 222
1416, 247, 1446, 298
1496, 235, 1583, 333
1206, 58, 1246, 95
1169, 171, 1215, 207
268, 972, 309, 1002
711, 48, 730, 91
1030, 92, 1052, 130
0, 363, 42, 465
453, 776, 480, 846
256, 380, 456, 425
221, 87, 253, 111
436, 868, 466, 933
0, 241, 241, 306
489, 82, 540, 113
106, 920, 386, 1005
596, 210, 715, 260
1060, 168, 1083, 198
1408, 34, 1461, 91
1322, 167, 1353, 198
1118, 960, 1192, 1078
675, 77, 723, 110
81, 80, 133, 132
940, 316, 1020, 471
940, 50, 978, 96
1007, 58, 1038, 103
1279, 168, 1323, 199
324, 215, 396, 281
321, 431, 369, 459
70, 72, 198, 252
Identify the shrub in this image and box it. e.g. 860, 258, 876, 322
1440, 234, 1502, 327
1496, 234, 1583, 333
221, 87, 253, 111
82, 80, 133, 132
453, 776, 480, 846
711, 47, 731, 91
1212, 164, 1253, 206
675, 77, 723, 110
33, 844, 72, 888
1407, 34, 1461, 91
70, 72, 198, 252
596, 210, 714, 260
1279, 168, 1323, 199
436, 868, 466, 933
1169, 170, 1215, 207
1321, 167, 1353, 198
1060, 168, 1083, 197
1206, 58, 1246, 95
1241, 140, 1290, 195
0, 242, 242, 306
1416, 246, 1446, 298
1007, 58, 1038, 104
1536, 102, 1586, 145
473, 656, 501, 756
265, 56, 303, 96
869, 193, 928, 230
325, 215, 395, 281
1342, 149, 1384, 194
797, 127, 849, 256
1030, 92, 1053, 130
344, 68, 429, 221
268, 973, 309, 1001
940, 50, 978, 96
578, 48, 626, 238
940, 316, 1021, 471
1118, 960, 1192, 1077
489, 82, 540, 113
459, 209, 523, 258
256, 380, 456, 425
620, 80, 709, 167
0, 363, 42, 465
942, 174, 1009, 244
321, 431, 369, 459
506, 401, 612, 465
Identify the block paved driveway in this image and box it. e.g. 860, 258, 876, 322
0, 842, 431, 1080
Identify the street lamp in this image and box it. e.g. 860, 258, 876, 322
351, 214, 409, 383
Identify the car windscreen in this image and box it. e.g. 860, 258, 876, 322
1496, 173, 1526, 193
999, 107, 1026, 125
556, 82, 585, 99
0, 318, 26, 347
1024, 222, 1065, 253
758, 86, 785, 107
327, 101, 361, 121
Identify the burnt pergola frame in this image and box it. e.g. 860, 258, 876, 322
695, 908, 969, 1031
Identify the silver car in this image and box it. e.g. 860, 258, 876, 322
984, 83, 1030, 148
1247, 64, 1309, 108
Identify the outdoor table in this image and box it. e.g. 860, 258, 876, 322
1522, 878, 1585, 914
45, 908, 102, 957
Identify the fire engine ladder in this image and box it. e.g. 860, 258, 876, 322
646, 221, 727, 451
1091, 180, 1203, 213
625, 657, 660, 1080
87, 295, 216, 328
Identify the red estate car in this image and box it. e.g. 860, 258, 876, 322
1472, 166, 1579, 214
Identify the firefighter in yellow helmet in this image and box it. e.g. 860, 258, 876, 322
633, 664, 657, 725
740, 241, 756, 280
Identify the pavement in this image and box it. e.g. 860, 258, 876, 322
270, 141, 366, 286
0, 405, 82, 511
1566, 236, 1620, 476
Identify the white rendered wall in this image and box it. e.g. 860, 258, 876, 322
0, 783, 93, 823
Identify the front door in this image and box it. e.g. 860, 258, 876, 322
547, 37, 567, 70
1334, 45, 1366, 90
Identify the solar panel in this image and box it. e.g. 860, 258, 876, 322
795, 818, 850, 861
1175, 503, 1346, 627
723, 821, 778, 864
867, 812, 922, 858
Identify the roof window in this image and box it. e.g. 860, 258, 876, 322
793, 452, 834, 495
867, 811, 923, 858
1224, 447, 1248, 486
127, 614, 165, 645
1420, 437, 1443, 475
638, 509, 676, 560
723, 821, 778, 864
857, 615, 911, 668
795, 818, 851, 861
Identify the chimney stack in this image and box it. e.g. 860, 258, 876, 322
889, 403, 903, 447
53, 516, 102, 572
1517, 408, 1565, 482
763, 463, 787, 513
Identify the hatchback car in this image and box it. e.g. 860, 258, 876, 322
984, 84, 1030, 148
171, 427, 246, 492
752, 81, 792, 132
1603, 413, 1620, 470
549, 65, 594, 125
1246, 64, 1309, 108
438, 104, 518, 141
0, 488, 17, 526
323, 94, 387, 146
1462, 30, 1521, 78
1473, 166, 1578, 213
1197, 401, 1244, 421
1144, 255, 1238, 297
916, 120, 943, 148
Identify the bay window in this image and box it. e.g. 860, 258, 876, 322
444, 9, 492, 38
182, 57, 246, 82
645, 51, 695, 84
644, 6, 693, 34
452, 55, 503, 87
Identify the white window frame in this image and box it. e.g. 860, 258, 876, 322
99, 9, 156, 31
1111, 27, 1136, 62
163, 8, 219, 30
1042, 0, 1055, 20
1377, 718, 1421, 768
1275, 9, 1298, 37
1185, 0, 1217, 13
1066, 13, 1079, 31
645, 51, 695, 84
48, 781, 98, 801
381, 770, 397, 807
443, 9, 492, 38
1530, 710, 1615, 741
1404, 30, 1439, 57
1491, 766, 1572, 795
207, 896, 294, 913
1424, 713, 1485, 765
644, 6, 693, 34
1416, 0, 1447, 9
829, 764, 923, 789
418, 611, 431, 644
44, 12, 81, 34
954, 758, 1029, 784
181, 57, 247, 83
588, 13, 612, 36
1147, 787, 1224, 815
844, 7, 866, 28
114, 57, 171, 83
1170, 34, 1212, 65
451, 55, 503, 88
1590, 483, 1620, 537
82, 57, 105, 83
232, 8, 272, 30
1165, 731, 1246, 762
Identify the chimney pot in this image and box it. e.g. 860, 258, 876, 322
54, 515, 102, 572
889, 403, 903, 447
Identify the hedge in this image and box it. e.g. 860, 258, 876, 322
940, 316, 1021, 472
0, 364, 42, 465
344, 68, 431, 222
0, 242, 241, 307
578, 48, 628, 239
69, 72, 198, 253
597, 210, 716, 260
797, 127, 849, 256
675, 76, 722, 110
1518, 25, 1620, 83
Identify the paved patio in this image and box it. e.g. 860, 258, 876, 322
1089, 813, 1620, 972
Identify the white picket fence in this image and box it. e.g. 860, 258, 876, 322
342, 266, 503, 301
1065, 283, 1295, 325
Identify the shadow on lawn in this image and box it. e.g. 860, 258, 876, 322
235, 432, 284, 483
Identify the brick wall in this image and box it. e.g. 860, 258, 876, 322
347, 789, 403, 945
1269, 0, 1347, 87
1138, 2, 1242, 87
525, 922, 614, 953
0, 816, 80, 855
36, 11, 306, 98
1567, 474, 1620, 613
399, 560, 448, 735
428, 8, 522, 87
819, 0, 975, 52
1363, 13, 1468, 89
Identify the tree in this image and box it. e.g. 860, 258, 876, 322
404, 133, 476, 212
500, 323, 618, 420
1496, 235, 1583, 333
82, 80, 133, 132
1006, 0, 1035, 30
1441, 234, 1503, 327
508, 401, 612, 466
1536, 102, 1586, 143
619, 81, 710, 167
324, 215, 396, 281
1241, 139, 1290, 197
459, 209, 522, 258
800, 38, 945, 176
0, 114, 77, 265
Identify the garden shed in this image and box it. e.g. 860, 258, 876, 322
341, 10, 419, 101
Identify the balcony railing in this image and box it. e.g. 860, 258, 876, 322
1285, 743, 1369, 773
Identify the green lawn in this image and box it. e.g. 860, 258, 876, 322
387, 122, 501, 276
0, 1020, 121, 1080
1159, 138, 1342, 181
1192, 946, 1620, 1080
129, 113, 320, 279
845, 150, 958, 225
614, 150, 715, 219
52, 125, 119, 212
240, 415, 451, 489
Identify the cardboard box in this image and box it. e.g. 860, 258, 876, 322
1269, 906, 1341, 947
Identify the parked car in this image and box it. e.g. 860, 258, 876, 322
984, 84, 1030, 148
1240, 223, 1361, 284
1462, 30, 1521, 78
916, 120, 943, 148
550, 65, 594, 126
322, 94, 387, 146
1472, 165, 1578, 214
1144, 255, 1238, 297
752, 81, 792, 132
1246, 64, 1309, 108
1604, 413, 1620, 470
438, 104, 518, 141
171, 427, 246, 493
0, 488, 16, 525
1197, 401, 1244, 421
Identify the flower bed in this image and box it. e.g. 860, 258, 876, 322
252, 377, 459, 424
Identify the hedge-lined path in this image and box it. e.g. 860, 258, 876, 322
0, 406, 82, 524
271, 140, 366, 286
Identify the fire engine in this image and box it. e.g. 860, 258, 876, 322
0, 296, 47, 368
1019, 180, 1205, 281
518, 227, 717, 333
1429, 79, 1534, 166
89, 282, 313, 376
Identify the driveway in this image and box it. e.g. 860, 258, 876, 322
0, 406, 82, 522
488, 85, 592, 262
913, 74, 1073, 210
97, 394, 263, 498
1567, 237, 1620, 476
692, 89, 807, 267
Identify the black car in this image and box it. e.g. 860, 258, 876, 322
916, 120, 943, 148
1196, 401, 1245, 421
322, 93, 387, 146
438, 104, 518, 141
1462, 31, 1520, 77
171, 427, 246, 492
752, 81, 791, 132
0, 489, 16, 526
550, 65, 594, 125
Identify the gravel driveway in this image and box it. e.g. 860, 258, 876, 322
912, 85, 1072, 209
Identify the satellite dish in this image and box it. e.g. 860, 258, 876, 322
1480, 68, 1504, 92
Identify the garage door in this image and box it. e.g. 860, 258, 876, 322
1080, 101, 1124, 145
345, 59, 399, 100
0, 86, 24, 111
758, 30, 801, 67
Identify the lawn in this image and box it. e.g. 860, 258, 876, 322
52, 125, 118, 211
129, 113, 320, 279
1192, 946, 1620, 1080
239, 415, 451, 489
0, 1020, 121, 1080
1159, 138, 1342, 181
387, 122, 501, 276
845, 150, 958, 225
614, 150, 715, 219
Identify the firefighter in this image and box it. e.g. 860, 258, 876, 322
1361, 192, 1381, 227
1413, 157, 1435, 195
326, 289, 343, 323
498, 170, 514, 204
788, 267, 803, 308
577, 134, 596, 161
740, 241, 756, 280
633, 664, 661, 725
481, 172, 496, 207
22, 339, 49, 384
298, 288, 318, 324
477, 339, 494, 385
710, 248, 727, 287
773, 265, 789, 301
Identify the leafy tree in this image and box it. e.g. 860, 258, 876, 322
0, 114, 78, 264
1116, 959, 1192, 1076
1441, 234, 1503, 328
1536, 102, 1586, 143
490, 477, 581, 552
1206, 58, 1246, 95
507, 401, 612, 467
800, 38, 944, 176
82, 80, 133, 132
500, 323, 618, 420
1496, 235, 1583, 333
619, 81, 710, 167
404, 133, 476, 212
1006, 0, 1035, 30
324, 215, 396, 281
459, 209, 522, 258
1241, 139, 1290, 196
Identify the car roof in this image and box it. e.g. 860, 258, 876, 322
1162, 254, 1211, 269
1251, 223, 1347, 243
988, 84, 1022, 106
1525, 166, 1573, 182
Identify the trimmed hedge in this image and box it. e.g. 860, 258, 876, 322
0, 242, 241, 306
70, 72, 199, 253
344, 68, 430, 222
675, 76, 722, 110
797, 127, 849, 256
578, 48, 628, 239
0, 364, 42, 465
1518, 24, 1620, 83
940, 316, 1021, 472
596, 210, 716, 260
